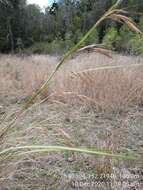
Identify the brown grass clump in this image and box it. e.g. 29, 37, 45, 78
66, 67, 143, 112
0, 55, 56, 101
0, 53, 143, 112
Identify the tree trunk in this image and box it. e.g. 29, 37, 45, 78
8, 18, 14, 54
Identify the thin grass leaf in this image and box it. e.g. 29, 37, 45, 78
71, 63, 143, 77
56, 128, 74, 147
114, 0, 123, 7
77, 45, 112, 58
51, 91, 99, 105
92, 48, 112, 58
126, 20, 143, 34
113, 9, 128, 14
108, 0, 123, 12
0, 145, 138, 160
57, 128, 72, 141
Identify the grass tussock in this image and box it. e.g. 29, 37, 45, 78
0, 53, 143, 113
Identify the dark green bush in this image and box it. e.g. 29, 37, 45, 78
23, 38, 75, 55
102, 27, 120, 50
118, 22, 143, 55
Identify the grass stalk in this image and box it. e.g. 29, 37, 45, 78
0, 145, 138, 160
24, 0, 124, 109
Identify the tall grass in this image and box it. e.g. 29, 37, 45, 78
0, 54, 143, 112
24, 0, 142, 109
0, 0, 143, 160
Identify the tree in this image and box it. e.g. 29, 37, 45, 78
0, 0, 26, 52
0, 0, 142, 54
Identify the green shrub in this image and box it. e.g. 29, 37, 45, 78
23, 37, 75, 55
119, 23, 143, 55
102, 27, 119, 50
85, 29, 99, 45
23, 42, 51, 54
128, 34, 143, 55
139, 16, 143, 31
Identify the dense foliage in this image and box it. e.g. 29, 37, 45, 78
0, 0, 143, 54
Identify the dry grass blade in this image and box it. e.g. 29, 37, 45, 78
109, 13, 143, 34
77, 45, 112, 58
71, 63, 143, 77
53, 91, 100, 105
77, 44, 99, 52
113, 9, 128, 14
56, 128, 74, 147
93, 48, 112, 58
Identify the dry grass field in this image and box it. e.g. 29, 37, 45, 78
0, 53, 143, 190
0, 53, 143, 112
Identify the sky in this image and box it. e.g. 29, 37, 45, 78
27, 0, 53, 8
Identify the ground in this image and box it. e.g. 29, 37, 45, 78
0, 53, 143, 189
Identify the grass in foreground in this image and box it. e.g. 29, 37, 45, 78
0, 3, 143, 188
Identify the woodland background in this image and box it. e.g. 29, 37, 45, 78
0, 0, 143, 55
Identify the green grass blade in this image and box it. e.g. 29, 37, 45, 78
0, 145, 138, 160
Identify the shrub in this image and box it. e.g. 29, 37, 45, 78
85, 29, 99, 45
102, 27, 119, 50
118, 21, 143, 55
23, 37, 75, 55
